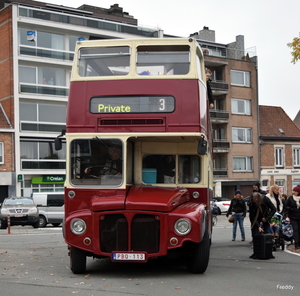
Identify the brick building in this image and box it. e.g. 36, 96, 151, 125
259, 105, 300, 195
192, 27, 260, 198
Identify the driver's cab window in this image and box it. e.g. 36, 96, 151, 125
142, 154, 200, 184
70, 138, 123, 186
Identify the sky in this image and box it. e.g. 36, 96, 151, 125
47, 0, 300, 120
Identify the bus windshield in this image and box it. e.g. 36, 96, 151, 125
77, 45, 190, 77
70, 138, 123, 186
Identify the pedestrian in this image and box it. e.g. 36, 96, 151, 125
252, 182, 266, 195
267, 185, 284, 245
285, 185, 300, 249
248, 192, 276, 259
226, 190, 247, 241
205, 68, 214, 109
266, 184, 284, 214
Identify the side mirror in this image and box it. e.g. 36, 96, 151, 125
55, 137, 62, 151
198, 137, 207, 155
54, 129, 65, 151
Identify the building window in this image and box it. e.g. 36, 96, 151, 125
275, 147, 284, 167
20, 140, 66, 170
293, 179, 300, 188
19, 28, 65, 50
19, 28, 74, 61
232, 127, 252, 143
19, 66, 67, 96
233, 156, 252, 172
275, 179, 285, 187
0, 142, 3, 164
19, 66, 66, 86
262, 179, 269, 187
230, 70, 250, 87
20, 102, 66, 133
231, 98, 251, 115
294, 148, 300, 167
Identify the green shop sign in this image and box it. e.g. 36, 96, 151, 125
32, 175, 65, 184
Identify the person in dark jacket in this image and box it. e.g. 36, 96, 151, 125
248, 192, 276, 259
285, 185, 300, 249
249, 192, 276, 235
226, 190, 247, 241
252, 182, 266, 195
205, 68, 214, 109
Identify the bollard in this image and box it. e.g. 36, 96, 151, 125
7, 215, 11, 235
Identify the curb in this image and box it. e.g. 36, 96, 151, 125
284, 246, 300, 257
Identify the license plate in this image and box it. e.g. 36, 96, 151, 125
112, 252, 146, 261
14, 214, 24, 217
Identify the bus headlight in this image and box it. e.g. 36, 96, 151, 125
174, 218, 191, 235
70, 218, 86, 235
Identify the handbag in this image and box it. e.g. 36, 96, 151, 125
228, 215, 234, 223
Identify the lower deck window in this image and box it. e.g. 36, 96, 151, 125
142, 154, 200, 184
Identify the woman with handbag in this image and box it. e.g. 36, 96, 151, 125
226, 190, 247, 241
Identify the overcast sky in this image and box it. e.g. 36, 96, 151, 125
47, 0, 300, 120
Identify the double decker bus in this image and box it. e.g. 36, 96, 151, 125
56, 38, 213, 274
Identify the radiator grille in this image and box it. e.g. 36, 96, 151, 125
100, 214, 160, 253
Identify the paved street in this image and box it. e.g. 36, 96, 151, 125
0, 215, 299, 296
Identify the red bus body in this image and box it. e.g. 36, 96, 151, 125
61, 38, 213, 274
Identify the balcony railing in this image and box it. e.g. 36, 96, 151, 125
213, 168, 228, 177
202, 45, 256, 60
21, 159, 66, 170
210, 110, 229, 123
20, 83, 68, 96
213, 140, 230, 153
210, 80, 228, 95
19, 7, 158, 38
20, 46, 74, 61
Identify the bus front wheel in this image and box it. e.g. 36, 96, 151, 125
185, 231, 210, 273
70, 246, 87, 274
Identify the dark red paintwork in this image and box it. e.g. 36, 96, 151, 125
66, 79, 209, 135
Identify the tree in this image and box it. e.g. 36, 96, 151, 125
287, 35, 300, 64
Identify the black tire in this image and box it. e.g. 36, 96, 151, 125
39, 215, 47, 228
52, 223, 61, 227
186, 231, 210, 273
70, 246, 87, 274
33, 219, 40, 228
217, 207, 221, 215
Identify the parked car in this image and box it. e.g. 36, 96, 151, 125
0, 197, 39, 229
212, 197, 231, 214
31, 192, 64, 227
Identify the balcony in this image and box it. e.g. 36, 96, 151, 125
213, 140, 230, 153
210, 110, 229, 124
20, 46, 74, 61
210, 80, 228, 96
19, 6, 159, 38
20, 83, 68, 97
213, 168, 228, 177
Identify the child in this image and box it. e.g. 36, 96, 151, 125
270, 213, 282, 245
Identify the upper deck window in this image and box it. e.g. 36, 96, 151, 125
136, 45, 190, 76
78, 46, 130, 77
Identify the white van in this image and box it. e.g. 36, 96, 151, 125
31, 192, 64, 227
